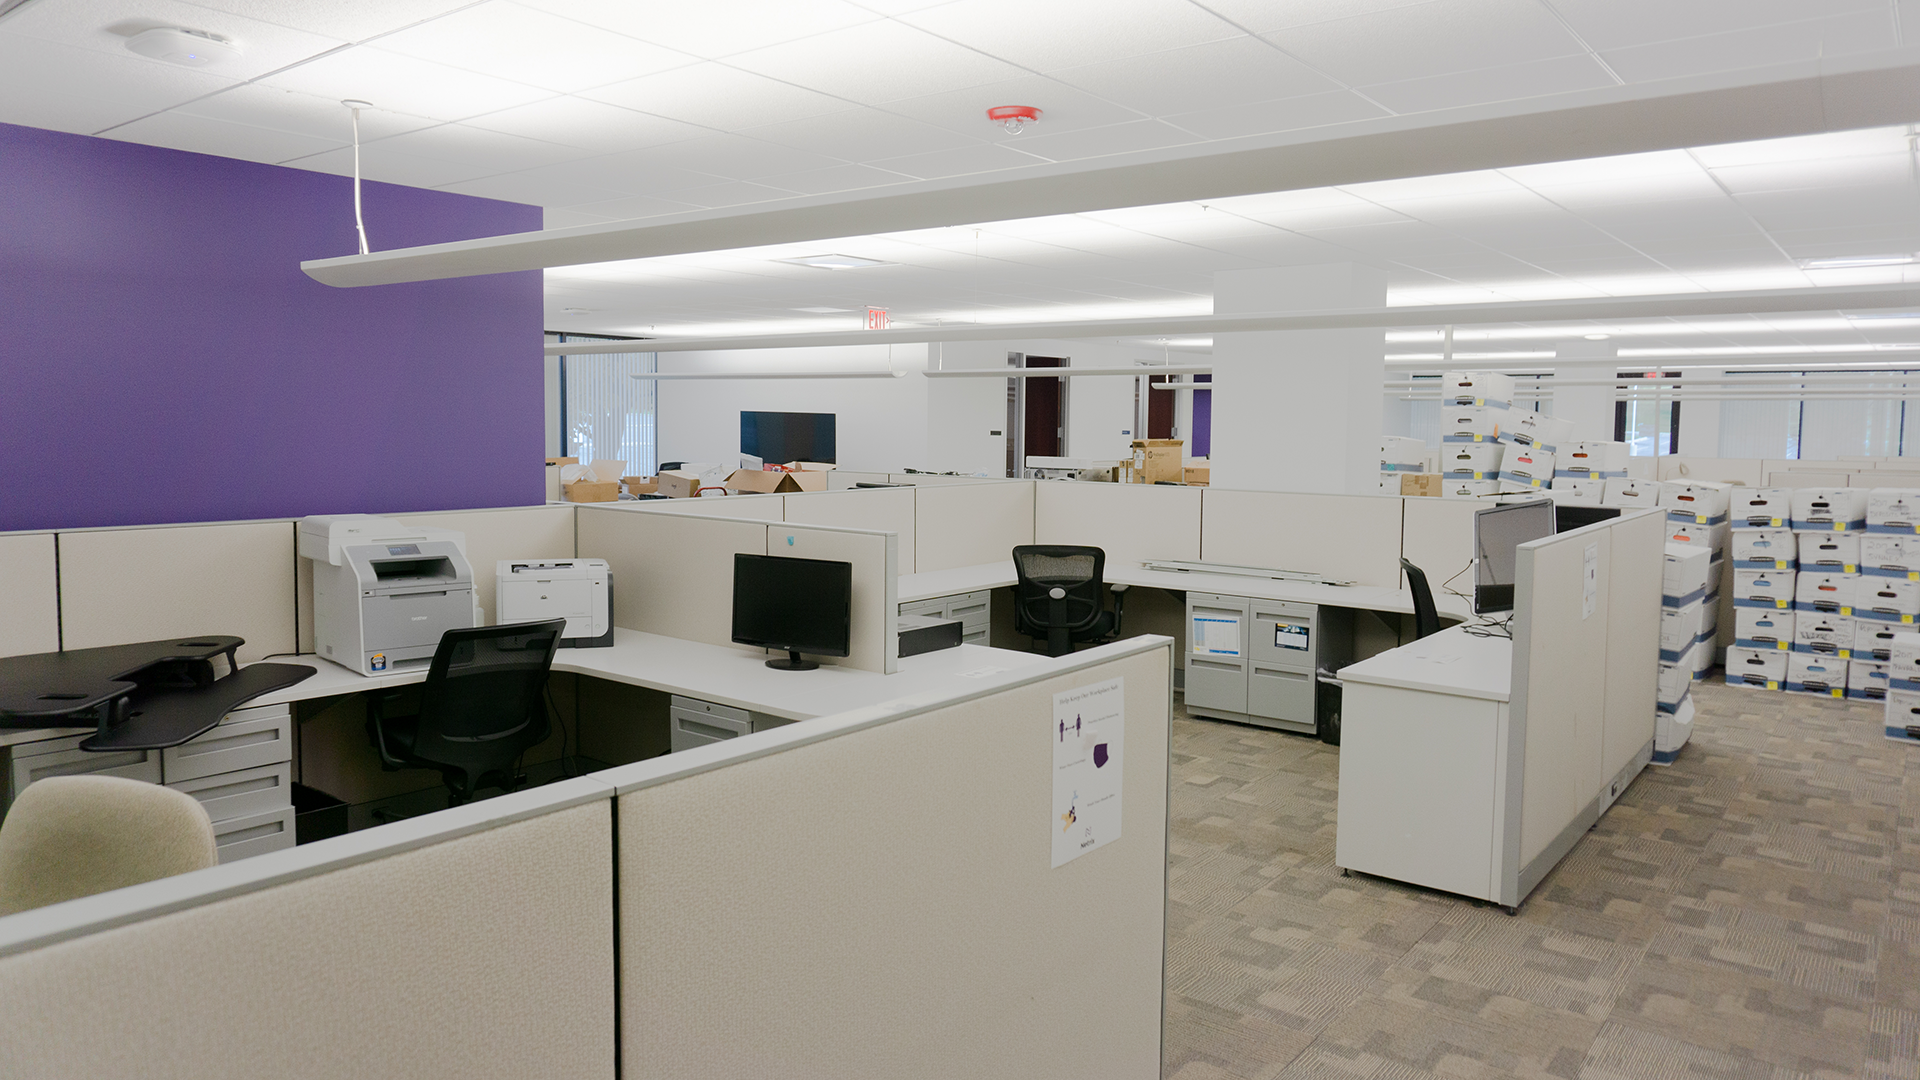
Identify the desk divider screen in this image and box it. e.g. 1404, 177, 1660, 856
606, 638, 1172, 1080
827, 470, 891, 489
913, 480, 1038, 573
0, 533, 59, 658
394, 505, 578, 629
0, 779, 617, 1080
764, 522, 899, 674
637, 492, 788, 519
1036, 482, 1201, 566
781, 487, 917, 575
577, 505, 769, 649
1601, 510, 1662, 782
58, 520, 297, 663
1200, 490, 1403, 588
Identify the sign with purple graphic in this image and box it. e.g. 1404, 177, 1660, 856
1052, 676, 1125, 868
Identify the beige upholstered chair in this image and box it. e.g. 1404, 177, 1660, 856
0, 775, 218, 916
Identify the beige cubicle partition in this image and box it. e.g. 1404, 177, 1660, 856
1601, 510, 1663, 786
1200, 490, 1404, 588
58, 520, 297, 663
826, 470, 891, 489
782, 487, 916, 574
577, 505, 767, 649
766, 521, 899, 674
396, 505, 578, 626
0, 532, 58, 659
633, 492, 787, 519
1399, 496, 1480, 597
913, 480, 1037, 572
0, 778, 617, 1080
1036, 482, 1201, 565
610, 637, 1172, 1080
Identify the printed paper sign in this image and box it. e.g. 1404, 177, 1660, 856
1191, 615, 1241, 656
1052, 677, 1124, 868
1274, 622, 1310, 651
1583, 543, 1599, 619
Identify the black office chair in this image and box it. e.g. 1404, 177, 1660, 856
1400, 558, 1443, 641
366, 619, 567, 806
1011, 545, 1124, 657
657, 461, 685, 472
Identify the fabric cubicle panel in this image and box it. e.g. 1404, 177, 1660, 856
780, 487, 916, 575
1035, 482, 1201, 565
764, 522, 899, 674
58, 520, 296, 663
633, 493, 785, 519
611, 639, 1172, 1080
1399, 497, 1480, 599
1655, 457, 1764, 484
1602, 510, 1662, 783
396, 505, 578, 627
826, 470, 891, 489
887, 472, 1002, 486
0, 785, 616, 1080
0, 532, 59, 658
1766, 470, 1850, 488
576, 506, 767, 649
913, 480, 1037, 573
1199, 489, 1402, 588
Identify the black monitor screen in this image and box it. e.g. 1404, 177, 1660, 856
1554, 504, 1620, 533
1473, 500, 1556, 615
741, 411, 836, 465
731, 553, 852, 658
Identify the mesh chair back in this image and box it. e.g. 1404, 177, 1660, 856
409, 620, 566, 770
1400, 558, 1442, 641
1012, 545, 1107, 634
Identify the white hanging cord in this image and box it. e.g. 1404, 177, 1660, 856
344, 99, 372, 255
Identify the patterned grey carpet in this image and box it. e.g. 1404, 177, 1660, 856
1162, 676, 1919, 1080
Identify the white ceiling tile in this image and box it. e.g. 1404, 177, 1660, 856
438, 171, 630, 207
2, 0, 346, 79
544, 207, 618, 229
993, 118, 1202, 163
1261, 0, 1589, 87
1357, 53, 1618, 114
177, 0, 478, 42
877, 75, 1144, 136
462, 95, 711, 151
516, 0, 882, 59
1160, 90, 1386, 139
1597, 13, 1891, 83
738, 110, 980, 160
864, 141, 1051, 179
898, 0, 1244, 71
1546, 0, 1886, 50
566, 193, 710, 221
580, 62, 856, 130
1708, 154, 1913, 195
1686, 125, 1909, 168
1190, 0, 1438, 35
726, 19, 1028, 104
259, 44, 555, 120
523, 154, 725, 195
751, 162, 919, 194
371, 2, 698, 93
0, 30, 238, 133
371, 122, 587, 170
175, 83, 439, 142
280, 143, 501, 187
644, 134, 846, 179
1736, 188, 1920, 233
1049, 35, 1341, 116
106, 109, 339, 163
1343, 171, 1527, 201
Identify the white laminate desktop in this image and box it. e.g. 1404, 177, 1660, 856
1335, 622, 1511, 700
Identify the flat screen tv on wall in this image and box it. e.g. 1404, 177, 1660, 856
741, 411, 837, 465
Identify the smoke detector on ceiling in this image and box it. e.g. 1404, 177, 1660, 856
125, 27, 241, 66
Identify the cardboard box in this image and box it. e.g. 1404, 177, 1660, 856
1790, 487, 1869, 532
545, 456, 579, 466
725, 468, 829, 494
1440, 441, 1505, 478
1661, 597, 1708, 658
1885, 688, 1920, 738
1660, 480, 1733, 524
1657, 647, 1695, 709
1862, 534, 1920, 577
1128, 439, 1185, 485
1400, 473, 1446, 497
1798, 533, 1860, 573
1548, 477, 1605, 505
783, 461, 837, 473
1603, 476, 1664, 509
1654, 694, 1695, 762
1498, 411, 1573, 453
1665, 520, 1727, 555
1691, 635, 1715, 677
1499, 448, 1554, 487
564, 479, 620, 503
1440, 406, 1502, 443
1728, 486, 1792, 528
655, 470, 706, 499
1794, 571, 1858, 614
1731, 529, 1795, 569
1724, 645, 1787, 689
1556, 441, 1629, 479
1792, 612, 1853, 657
1732, 607, 1793, 650
1184, 466, 1210, 486
1442, 370, 1517, 406
1858, 621, 1901, 661
1857, 577, 1920, 621
1848, 659, 1890, 700
1731, 567, 1794, 609
1868, 487, 1920, 532
1663, 543, 1712, 605
1786, 652, 1847, 696
1379, 436, 1427, 471
621, 476, 658, 495
1442, 478, 1497, 500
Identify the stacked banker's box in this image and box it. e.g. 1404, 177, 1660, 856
1495, 408, 1571, 501
1661, 480, 1729, 684
1789, 487, 1870, 699
1438, 371, 1510, 499
1726, 486, 1796, 697
1378, 436, 1428, 494
1657, 542, 1711, 762
1863, 489, 1920, 726
1549, 440, 1629, 506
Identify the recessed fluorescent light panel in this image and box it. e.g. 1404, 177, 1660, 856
1797, 254, 1919, 269
776, 254, 889, 270
792, 306, 853, 313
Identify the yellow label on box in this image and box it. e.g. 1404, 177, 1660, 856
1776, 599, 1789, 609
1830, 689, 1844, 698
1906, 615, 1915, 625
1772, 517, 1783, 527
1846, 563, 1857, 572
1775, 641, 1788, 650
1910, 572, 1918, 581
1838, 523, 1849, 531
1768, 681, 1779, 690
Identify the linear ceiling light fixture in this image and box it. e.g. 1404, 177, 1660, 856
776, 254, 888, 269
342, 100, 373, 256
1798, 254, 1920, 269
630, 370, 905, 380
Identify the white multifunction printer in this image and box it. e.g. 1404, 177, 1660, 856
298, 515, 476, 676
496, 559, 614, 648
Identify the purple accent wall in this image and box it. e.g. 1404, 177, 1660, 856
1192, 375, 1212, 458
0, 122, 543, 532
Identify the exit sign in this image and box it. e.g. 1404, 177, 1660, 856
866, 307, 889, 330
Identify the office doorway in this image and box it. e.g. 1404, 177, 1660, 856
1006, 354, 1068, 476
1145, 374, 1176, 439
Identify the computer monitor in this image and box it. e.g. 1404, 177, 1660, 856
1553, 504, 1620, 533
1473, 500, 1556, 615
731, 553, 852, 671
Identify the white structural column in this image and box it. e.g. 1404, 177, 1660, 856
1677, 368, 1723, 455
1210, 264, 1387, 494
1552, 339, 1619, 443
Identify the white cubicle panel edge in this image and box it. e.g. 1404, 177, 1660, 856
912, 480, 1038, 574
0, 532, 59, 659
1035, 481, 1201, 565
1199, 489, 1403, 589
576, 505, 769, 650
765, 521, 899, 675
780, 486, 917, 575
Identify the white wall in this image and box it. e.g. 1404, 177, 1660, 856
656, 345, 930, 472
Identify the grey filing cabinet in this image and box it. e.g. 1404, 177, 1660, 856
897, 590, 991, 646
6, 701, 295, 863
669, 695, 795, 752
1184, 592, 1352, 735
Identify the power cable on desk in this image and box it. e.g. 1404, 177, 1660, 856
545, 682, 575, 779
1460, 613, 1514, 640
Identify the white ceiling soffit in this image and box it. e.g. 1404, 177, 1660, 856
541, 282, 1920, 354
308, 57, 1920, 288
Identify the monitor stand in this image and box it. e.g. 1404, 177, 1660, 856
766, 650, 818, 671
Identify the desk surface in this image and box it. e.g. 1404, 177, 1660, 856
898, 560, 1473, 621
1336, 624, 1512, 702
